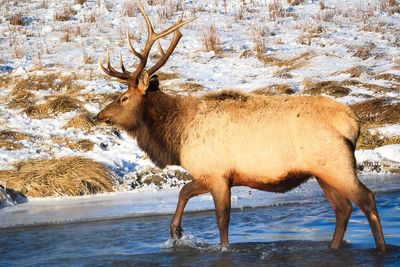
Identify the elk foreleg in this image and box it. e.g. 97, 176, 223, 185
170, 180, 208, 239
210, 178, 231, 250
317, 178, 352, 249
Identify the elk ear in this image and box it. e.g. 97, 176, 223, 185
147, 75, 160, 92
138, 70, 150, 94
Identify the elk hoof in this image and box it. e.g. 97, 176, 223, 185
169, 225, 183, 239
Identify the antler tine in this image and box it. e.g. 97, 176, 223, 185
119, 51, 130, 74
126, 32, 142, 59
99, 51, 129, 80
147, 30, 183, 76
157, 40, 165, 56
135, 0, 154, 37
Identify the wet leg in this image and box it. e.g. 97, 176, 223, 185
319, 172, 386, 252
210, 178, 231, 250
170, 180, 208, 239
317, 178, 352, 249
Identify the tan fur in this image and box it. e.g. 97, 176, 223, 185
180, 93, 359, 190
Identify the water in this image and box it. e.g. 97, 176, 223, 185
1, 175, 400, 266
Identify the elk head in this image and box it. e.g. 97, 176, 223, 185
96, 0, 194, 132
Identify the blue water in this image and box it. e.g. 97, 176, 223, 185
1, 176, 400, 266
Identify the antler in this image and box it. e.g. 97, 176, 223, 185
99, 0, 194, 86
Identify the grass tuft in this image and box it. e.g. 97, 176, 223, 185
0, 130, 30, 151
357, 130, 400, 150
351, 97, 400, 127
252, 84, 294, 95
24, 95, 81, 119
0, 157, 115, 197
302, 79, 350, 97
64, 112, 95, 131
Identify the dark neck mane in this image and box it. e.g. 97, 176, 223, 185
133, 90, 198, 168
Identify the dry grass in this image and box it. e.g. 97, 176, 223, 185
269, 0, 297, 20
75, 0, 87, 4
54, 7, 76, 21
0, 157, 115, 197
380, 0, 400, 15
177, 82, 204, 92
374, 73, 400, 83
12, 72, 83, 92
24, 95, 81, 119
64, 112, 95, 131
122, 0, 137, 17
269, 0, 285, 21
333, 66, 367, 78
357, 130, 400, 150
156, 0, 183, 22
352, 43, 375, 60
202, 24, 221, 53
341, 79, 396, 93
0, 130, 30, 151
302, 79, 350, 97
9, 13, 25, 26
8, 88, 36, 109
53, 137, 94, 151
350, 97, 400, 127
157, 72, 180, 80
252, 84, 294, 95
80, 92, 119, 105
287, 0, 305, 6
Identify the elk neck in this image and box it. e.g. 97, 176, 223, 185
134, 89, 199, 168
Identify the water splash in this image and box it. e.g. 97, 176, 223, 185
161, 232, 216, 250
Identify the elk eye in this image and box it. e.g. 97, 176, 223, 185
121, 96, 129, 102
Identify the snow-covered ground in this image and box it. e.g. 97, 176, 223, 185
0, 0, 399, 200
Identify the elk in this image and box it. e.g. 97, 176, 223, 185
96, 0, 386, 252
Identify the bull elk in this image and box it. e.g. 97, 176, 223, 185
96, 0, 386, 252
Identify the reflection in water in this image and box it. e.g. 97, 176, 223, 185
1, 190, 399, 266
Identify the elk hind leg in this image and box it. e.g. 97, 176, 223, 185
317, 178, 352, 249
319, 171, 386, 252
170, 180, 208, 239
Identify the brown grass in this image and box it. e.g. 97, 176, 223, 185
357, 130, 400, 150
302, 79, 350, 97
352, 43, 375, 60
177, 82, 204, 92
269, 0, 284, 20
9, 13, 25, 26
374, 73, 400, 83
157, 72, 180, 80
122, 0, 137, 17
8, 89, 36, 109
350, 97, 400, 127
0, 130, 30, 151
0, 157, 115, 197
54, 7, 76, 21
287, 0, 305, 6
252, 84, 294, 95
24, 95, 81, 118
202, 24, 221, 53
64, 112, 95, 131
333, 66, 367, 78
12, 72, 84, 93
80, 92, 119, 105
75, 0, 87, 4
53, 137, 94, 151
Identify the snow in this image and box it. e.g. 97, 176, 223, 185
0, 0, 400, 202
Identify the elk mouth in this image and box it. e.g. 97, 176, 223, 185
96, 116, 113, 125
